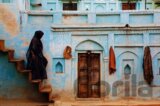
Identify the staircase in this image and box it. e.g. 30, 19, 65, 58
0, 39, 53, 102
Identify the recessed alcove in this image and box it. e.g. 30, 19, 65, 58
124, 64, 131, 75
55, 62, 63, 73
53, 58, 65, 74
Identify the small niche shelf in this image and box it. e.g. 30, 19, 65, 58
124, 64, 131, 75
55, 62, 63, 73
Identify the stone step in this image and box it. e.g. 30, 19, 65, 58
40, 87, 52, 93
8, 49, 15, 60
15, 60, 24, 71
21, 69, 32, 73
0, 48, 11, 52
0, 39, 53, 101
0, 40, 5, 50
39, 84, 52, 93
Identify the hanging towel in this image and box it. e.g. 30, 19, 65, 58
109, 46, 116, 75
63, 46, 72, 59
143, 46, 153, 85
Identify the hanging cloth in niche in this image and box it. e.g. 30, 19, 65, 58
63, 46, 72, 59
143, 46, 154, 85
109, 46, 116, 75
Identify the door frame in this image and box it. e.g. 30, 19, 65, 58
75, 50, 103, 99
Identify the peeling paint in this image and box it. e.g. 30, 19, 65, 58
0, 4, 19, 36
1, 1, 160, 101
22, 42, 29, 47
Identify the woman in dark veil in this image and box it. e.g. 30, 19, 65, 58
26, 30, 48, 82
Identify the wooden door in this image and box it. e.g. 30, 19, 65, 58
78, 52, 100, 98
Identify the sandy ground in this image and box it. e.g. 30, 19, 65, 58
0, 99, 52, 106
1, 99, 160, 106
55, 98, 160, 106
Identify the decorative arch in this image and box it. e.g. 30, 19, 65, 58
117, 51, 138, 78
117, 51, 139, 59
152, 52, 160, 84
95, 5, 105, 12
75, 40, 104, 51
153, 52, 160, 59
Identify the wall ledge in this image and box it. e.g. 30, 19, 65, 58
20, 10, 160, 15
51, 24, 160, 32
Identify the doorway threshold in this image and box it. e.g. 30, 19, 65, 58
75, 98, 103, 101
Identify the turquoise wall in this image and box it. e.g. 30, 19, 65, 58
0, 52, 49, 100
0, 4, 51, 100
26, 0, 156, 11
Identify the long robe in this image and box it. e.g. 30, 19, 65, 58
26, 31, 48, 80
109, 46, 116, 75
143, 46, 153, 85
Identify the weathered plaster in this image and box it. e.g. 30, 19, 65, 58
1, 0, 160, 101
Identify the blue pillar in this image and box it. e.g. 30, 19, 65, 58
53, 12, 62, 24
108, 33, 114, 49
154, 13, 160, 24
143, 32, 149, 47
88, 13, 96, 24
120, 13, 129, 24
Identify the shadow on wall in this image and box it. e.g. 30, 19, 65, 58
0, 52, 48, 102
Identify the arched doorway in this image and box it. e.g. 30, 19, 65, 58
75, 40, 104, 98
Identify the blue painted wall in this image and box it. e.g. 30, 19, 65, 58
0, 52, 49, 100
1, 0, 160, 101
26, 0, 156, 11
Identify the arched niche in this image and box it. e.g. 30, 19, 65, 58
55, 62, 63, 73
117, 51, 138, 79
124, 64, 131, 75
75, 40, 104, 51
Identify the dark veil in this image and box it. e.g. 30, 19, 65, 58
26, 30, 48, 81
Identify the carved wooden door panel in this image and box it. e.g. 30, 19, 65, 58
78, 52, 100, 98
78, 53, 88, 98
88, 53, 100, 98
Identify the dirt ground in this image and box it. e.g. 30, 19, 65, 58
55, 98, 160, 106
0, 99, 52, 106
1, 99, 160, 106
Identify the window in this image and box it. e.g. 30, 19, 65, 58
63, 3, 77, 11
122, 3, 136, 10
155, 3, 160, 9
